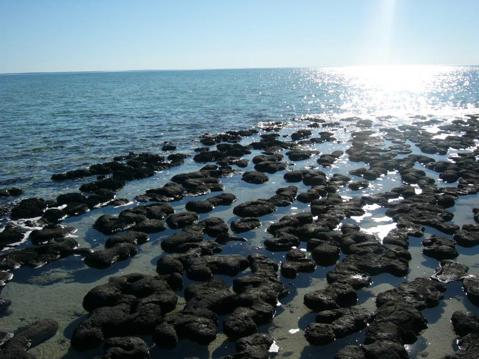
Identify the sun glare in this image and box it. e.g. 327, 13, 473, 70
339, 65, 446, 92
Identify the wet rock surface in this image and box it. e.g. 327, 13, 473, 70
242, 171, 269, 184
0, 319, 58, 358
449, 311, 479, 359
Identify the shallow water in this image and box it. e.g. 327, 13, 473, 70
1, 67, 479, 359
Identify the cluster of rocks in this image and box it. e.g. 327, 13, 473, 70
3, 114, 479, 358
232, 186, 298, 219
317, 151, 343, 167
72, 251, 286, 355
137, 165, 231, 202
52, 152, 183, 182
335, 278, 446, 358
0, 223, 82, 314
71, 273, 181, 351
199, 129, 258, 146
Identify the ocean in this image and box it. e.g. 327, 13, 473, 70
0, 66, 479, 358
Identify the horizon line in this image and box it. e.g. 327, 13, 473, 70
1, 63, 478, 76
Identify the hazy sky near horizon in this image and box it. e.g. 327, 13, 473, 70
1, 0, 478, 73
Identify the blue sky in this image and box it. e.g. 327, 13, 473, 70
1, 0, 478, 73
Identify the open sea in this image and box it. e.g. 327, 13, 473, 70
1, 66, 479, 358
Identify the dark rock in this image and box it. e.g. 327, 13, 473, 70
431, 260, 468, 283
452, 332, 479, 359
304, 323, 335, 345
162, 142, 176, 151
0, 223, 26, 249
340, 241, 410, 276
187, 255, 249, 280
173, 311, 218, 345
224, 307, 257, 339
156, 255, 185, 275
280, 248, 315, 278
284, 170, 305, 182
348, 180, 369, 191
42, 208, 66, 223
0, 297, 12, 315
264, 233, 300, 252
233, 200, 275, 218
133, 218, 166, 233
29, 224, 75, 245
242, 171, 268, 184
153, 322, 178, 348
291, 129, 312, 141
0, 238, 79, 270
440, 169, 459, 183
185, 200, 214, 213
101, 336, 150, 359
451, 311, 479, 337
230, 333, 273, 359
317, 152, 343, 167
166, 212, 198, 229
13, 318, 58, 348
73, 273, 179, 350
268, 186, 298, 207
207, 193, 237, 206
144, 182, 184, 202
311, 243, 340, 266
0, 270, 13, 287
463, 276, 479, 306
286, 149, 314, 161
305, 307, 371, 345
94, 215, 136, 235
366, 301, 426, 344
454, 225, 479, 247
199, 217, 229, 237
231, 217, 261, 233
56, 192, 86, 205
303, 170, 327, 186
10, 198, 47, 220
161, 229, 204, 253
254, 160, 286, 174
376, 277, 446, 310
105, 231, 149, 248
0, 187, 23, 197
423, 236, 458, 260
84, 243, 137, 269
304, 283, 357, 311
437, 194, 456, 208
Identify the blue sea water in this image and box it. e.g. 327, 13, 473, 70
1, 67, 478, 199
1, 66, 479, 359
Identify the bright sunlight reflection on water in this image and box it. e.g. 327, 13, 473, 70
302, 65, 478, 119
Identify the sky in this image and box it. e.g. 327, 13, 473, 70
0, 0, 478, 73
